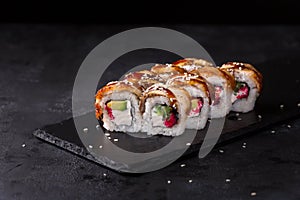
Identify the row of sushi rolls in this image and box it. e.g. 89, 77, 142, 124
95, 58, 263, 136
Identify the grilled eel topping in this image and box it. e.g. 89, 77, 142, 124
220, 62, 263, 93
95, 81, 142, 120
172, 58, 214, 71
140, 85, 180, 128
122, 70, 163, 90
167, 74, 212, 105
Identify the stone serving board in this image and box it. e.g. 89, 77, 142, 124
33, 58, 300, 173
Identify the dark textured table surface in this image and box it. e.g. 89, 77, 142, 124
1, 24, 300, 200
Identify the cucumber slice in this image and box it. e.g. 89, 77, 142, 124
153, 104, 172, 119
234, 81, 246, 94
153, 105, 162, 115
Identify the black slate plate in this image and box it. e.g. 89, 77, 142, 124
33, 57, 300, 173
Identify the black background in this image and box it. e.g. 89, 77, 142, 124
0, 0, 299, 24
1, 1, 300, 199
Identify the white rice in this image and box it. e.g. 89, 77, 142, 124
142, 86, 190, 136
205, 76, 233, 118
181, 86, 210, 130
231, 71, 260, 113
101, 91, 142, 132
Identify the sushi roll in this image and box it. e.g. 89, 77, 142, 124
166, 74, 212, 130
220, 62, 263, 113
150, 64, 187, 81
190, 66, 236, 118
121, 70, 164, 90
172, 58, 214, 72
140, 83, 191, 136
95, 81, 143, 132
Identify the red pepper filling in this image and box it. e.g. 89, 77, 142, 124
164, 112, 177, 128
189, 98, 203, 116
105, 105, 114, 120
153, 104, 178, 128
234, 82, 250, 99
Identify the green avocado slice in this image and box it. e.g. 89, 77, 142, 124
106, 100, 127, 111
191, 99, 199, 110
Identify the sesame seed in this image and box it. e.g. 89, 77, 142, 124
271, 130, 275, 134
108, 137, 111, 140
88, 145, 93, 149
167, 180, 171, 184
105, 133, 110, 136
235, 113, 240, 116
298, 103, 300, 107
83, 128, 88, 133
280, 104, 284, 109
250, 192, 257, 196
243, 142, 247, 145
180, 164, 186, 167
219, 149, 224, 153
242, 145, 246, 148
225, 178, 231, 183
113, 138, 119, 142
21, 143, 26, 148
99, 145, 103, 149
103, 173, 107, 177
258, 115, 262, 119
237, 117, 242, 121
96, 125, 100, 129
188, 179, 193, 183
186, 143, 191, 146
287, 125, 291, 128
